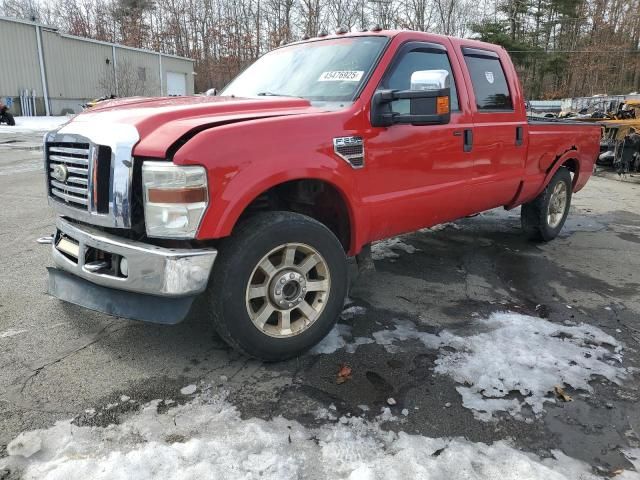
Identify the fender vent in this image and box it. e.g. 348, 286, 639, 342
334, 136, 364, 168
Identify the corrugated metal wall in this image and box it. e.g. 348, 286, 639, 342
0, 17, 195, 115
0, 18, 43, 96
42, 30, 114, 99
116, 48, 161, 96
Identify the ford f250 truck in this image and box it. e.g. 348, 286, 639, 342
43, 30, 600, 360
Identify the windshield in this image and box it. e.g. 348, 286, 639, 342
221, 36, 388, 103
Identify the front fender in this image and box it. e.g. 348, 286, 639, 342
172, 117, 367, 254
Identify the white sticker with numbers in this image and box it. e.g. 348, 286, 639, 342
318, 71, 364, 82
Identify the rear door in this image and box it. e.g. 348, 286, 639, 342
454, 44, 527, 211
360, 39, 476, 239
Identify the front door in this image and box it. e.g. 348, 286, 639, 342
359, 40, 475, 241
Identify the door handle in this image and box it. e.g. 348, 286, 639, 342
515, 126, 524, 146
463, 129, 473, 152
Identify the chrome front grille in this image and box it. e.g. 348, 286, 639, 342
47, 144, 91, 208
45, 122, 139, 228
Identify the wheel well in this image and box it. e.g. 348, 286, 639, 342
562, 158, 578, 173
561, 158, 579, 186
237, 180, 352, 251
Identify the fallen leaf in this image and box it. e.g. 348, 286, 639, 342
610, 468, 624, 476
336, 364, 352, 384
554, 385, 573, 402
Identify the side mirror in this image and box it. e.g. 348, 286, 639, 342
371, 70, 451, 127
206, 88, 217, 96
410, 69, 450, 91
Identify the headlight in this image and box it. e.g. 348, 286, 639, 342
142, 161, 208, 239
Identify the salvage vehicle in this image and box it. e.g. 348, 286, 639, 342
42, 30, 601, 360
596, 101, 640, 167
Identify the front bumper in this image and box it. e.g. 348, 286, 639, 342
48, 216, 217, 323
51, 216, 217, 296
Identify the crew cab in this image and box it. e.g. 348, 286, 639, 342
43, 30, 600, 360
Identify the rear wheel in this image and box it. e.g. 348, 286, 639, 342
207, 211, 348, 361
521, 167, 572, 241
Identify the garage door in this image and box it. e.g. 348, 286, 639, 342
166, 72, 187, 96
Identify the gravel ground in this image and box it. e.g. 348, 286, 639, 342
1, 130, 639, 476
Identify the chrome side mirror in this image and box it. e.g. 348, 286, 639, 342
410, 70, 450, 91
205, 88, 217, 96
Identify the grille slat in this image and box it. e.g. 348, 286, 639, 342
47, 141, 90, 210
50, 179, 88, 195
51, 189, 89, 206
65, 176, 88, 186
49, 154, 89, 166
50, 165, 87, 176
49, 146, 90, 156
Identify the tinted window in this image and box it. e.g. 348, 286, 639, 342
382, 49, 459, 113
464, 55, 513, 110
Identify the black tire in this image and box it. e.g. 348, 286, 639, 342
207, 211, 348, 361
521, 167, 572, 241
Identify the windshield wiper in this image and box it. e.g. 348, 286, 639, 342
256, 91, 303, 99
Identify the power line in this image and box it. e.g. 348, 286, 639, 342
508, 49, 640, 53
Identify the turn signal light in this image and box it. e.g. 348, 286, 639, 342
147, 187, 208, 204
437, 96, 450, 115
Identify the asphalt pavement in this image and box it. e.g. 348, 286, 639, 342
1, 130, 639, 475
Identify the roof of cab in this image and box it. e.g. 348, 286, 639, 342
283, 29, 505, 54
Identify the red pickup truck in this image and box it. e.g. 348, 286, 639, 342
44, 30, 600, 360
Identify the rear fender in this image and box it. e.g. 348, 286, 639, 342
506, 148, 582, 209
535, 148, 582, 197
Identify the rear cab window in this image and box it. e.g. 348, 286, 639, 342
462, 47, 513, 111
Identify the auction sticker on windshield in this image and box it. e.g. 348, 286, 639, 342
318, 71, 364, 82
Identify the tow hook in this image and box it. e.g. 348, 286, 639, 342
36, 235, 53, 245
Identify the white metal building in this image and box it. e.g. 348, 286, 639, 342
0, 16, 195, 116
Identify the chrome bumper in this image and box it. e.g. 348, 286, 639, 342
51, 217, 217, 297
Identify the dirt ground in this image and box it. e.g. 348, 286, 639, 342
1, 130, 639, 475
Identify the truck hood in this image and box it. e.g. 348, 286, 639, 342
68, 96, 321, 158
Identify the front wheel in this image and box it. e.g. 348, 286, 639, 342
207, 211, 348, 361
521, 167, 572, 241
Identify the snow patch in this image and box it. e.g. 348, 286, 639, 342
0, 328, 28, 338
433, 312, 626, 421
371, 237, 419, 260
7, 431, 42, 458
345, 336, 375, 354
372, 319, 444, 353
2, 393, 636, 480
180, 384, 197, 395
0, 116, 70, 134
311, 323, 353, 354
368, 312, 626, 421
311, 306, 369, 354
341, 305, 367, 319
